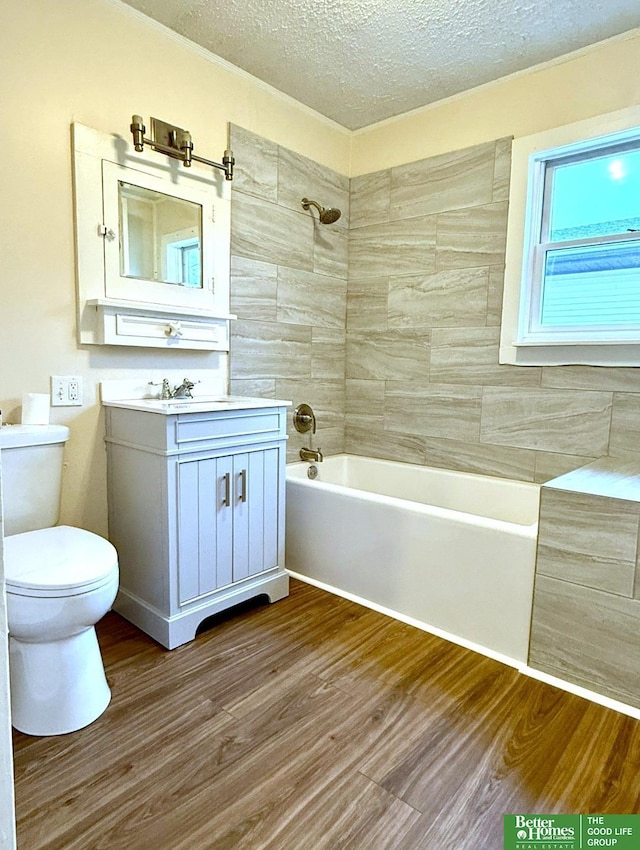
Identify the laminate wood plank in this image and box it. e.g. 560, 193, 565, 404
109, 681, 430, 850
534, 704, 640, 813
47, 678, 353, 850
177, 767, 421, 850
13, 579, 640, 850
392, 680, 586, 847
59, 677, 407, 848
360, 662, 521, 799
16, 700, 236, 849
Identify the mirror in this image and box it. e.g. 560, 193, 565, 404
118, 181, 203, 289
73, 122, 233, 348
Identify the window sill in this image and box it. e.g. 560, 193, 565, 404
499, 341, 640, 366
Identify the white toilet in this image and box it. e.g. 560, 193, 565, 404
0, 424, 119, 736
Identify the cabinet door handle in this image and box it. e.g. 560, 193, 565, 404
240, 469, 247, 503
222, 472, 231, 507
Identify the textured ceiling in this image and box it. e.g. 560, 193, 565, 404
121, 0, 640, 130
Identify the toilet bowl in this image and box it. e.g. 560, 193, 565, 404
5, 526, 119, 735
0, 424, 119, 736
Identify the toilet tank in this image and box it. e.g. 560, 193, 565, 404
0, 425, 70, 536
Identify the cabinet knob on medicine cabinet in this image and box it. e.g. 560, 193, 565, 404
165, 322, 183, 338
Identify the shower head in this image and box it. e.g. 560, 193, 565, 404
319, 206, 341, 224
301, 197, 342, 224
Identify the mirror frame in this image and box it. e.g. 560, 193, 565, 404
72, 123, 233, 350
102, 162, 214, 309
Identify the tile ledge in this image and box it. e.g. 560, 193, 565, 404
542, 456, 640, 502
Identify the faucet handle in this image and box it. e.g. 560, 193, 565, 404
293, 403, 316, 434
148, 379, 173, 399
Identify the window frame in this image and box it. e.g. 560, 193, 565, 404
500, 105, 640, 366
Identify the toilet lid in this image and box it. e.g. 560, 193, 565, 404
4, 526, 118, 596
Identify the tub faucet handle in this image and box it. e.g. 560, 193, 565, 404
293, 403, 316, 434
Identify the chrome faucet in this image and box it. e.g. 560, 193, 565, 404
172, 378, 196, 398
149, 378, 197, 400
300, 446, 323, 463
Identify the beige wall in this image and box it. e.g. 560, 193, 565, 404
0, 0, 350, 539
351, 28, 640, 176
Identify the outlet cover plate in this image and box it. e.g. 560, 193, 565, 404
51, 375, 83, 406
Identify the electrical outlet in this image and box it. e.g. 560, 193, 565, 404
68, 378, 81, 403
51, 376, 83, 407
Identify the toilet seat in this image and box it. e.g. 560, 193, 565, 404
4, 525, 118, 598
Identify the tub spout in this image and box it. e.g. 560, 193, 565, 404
300, 446, 323, 463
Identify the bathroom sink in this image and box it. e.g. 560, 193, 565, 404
157, 395, 254, 407
135, 396, 248, 411
161, 396, 229, 404
102, 396, 292, 414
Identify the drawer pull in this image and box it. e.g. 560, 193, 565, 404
240, 469, 247, 503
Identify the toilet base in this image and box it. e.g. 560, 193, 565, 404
9, 627, 111, 736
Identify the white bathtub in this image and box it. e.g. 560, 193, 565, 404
286, 455, 540, 665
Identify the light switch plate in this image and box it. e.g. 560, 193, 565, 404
51, 376, 83, 406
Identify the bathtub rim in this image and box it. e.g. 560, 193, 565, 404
287, 455, 539, 536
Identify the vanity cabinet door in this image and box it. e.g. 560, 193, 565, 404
177, 455, 233, 604
232, 448, 280, 582
177, 447, 281, 605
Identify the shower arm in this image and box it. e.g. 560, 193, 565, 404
302, 198, 322, 215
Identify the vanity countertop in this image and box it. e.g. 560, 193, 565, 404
102, 396, 292, 415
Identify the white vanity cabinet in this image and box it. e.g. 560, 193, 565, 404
103, 399, 290, 649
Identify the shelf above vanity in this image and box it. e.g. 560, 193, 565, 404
86, 299, 235, 350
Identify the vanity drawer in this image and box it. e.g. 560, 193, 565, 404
104, 403, 289, 454
174, 409, 285, 449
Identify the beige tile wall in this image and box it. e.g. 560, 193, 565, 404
229, 126, 349, 461
529, 460, 640, 708
231, 127, 640, 479
346, 138, 640, 481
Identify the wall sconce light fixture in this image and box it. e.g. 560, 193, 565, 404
130, 115, 235, 180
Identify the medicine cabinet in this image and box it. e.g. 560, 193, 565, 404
72, 123, 234, 350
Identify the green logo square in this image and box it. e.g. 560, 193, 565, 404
504, 814, 640, 849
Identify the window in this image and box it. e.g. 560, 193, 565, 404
162, 230, 202, 288
500, 106, 640, 365
523, 135, 640, 342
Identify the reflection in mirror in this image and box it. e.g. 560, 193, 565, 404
118, 181, 203, 288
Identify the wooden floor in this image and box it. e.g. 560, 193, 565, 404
12, 580, 640, 849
